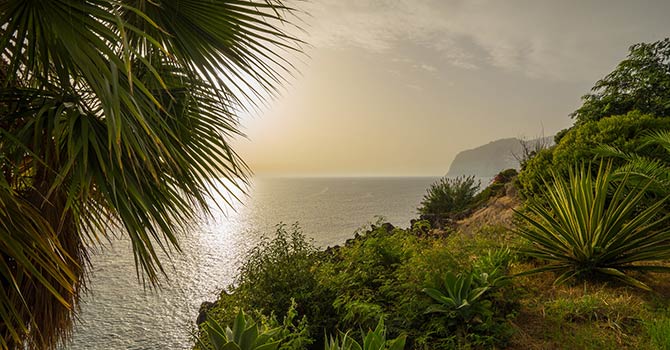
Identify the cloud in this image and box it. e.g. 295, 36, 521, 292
406, 84, 423, 91
416, 64, 437, 72
300, 0, 670, 81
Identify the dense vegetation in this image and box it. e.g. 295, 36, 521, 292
520, 38, 670, 199
198, 38, 670, 349
197, 168, 670, 349
196, 218, 519, 350
518, 111, 670, 197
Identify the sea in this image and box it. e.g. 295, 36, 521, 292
65, 176, 448, 350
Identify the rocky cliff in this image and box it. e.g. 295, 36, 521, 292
447, 136, 552, 178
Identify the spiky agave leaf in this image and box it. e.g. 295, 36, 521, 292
515, 162, 670, 290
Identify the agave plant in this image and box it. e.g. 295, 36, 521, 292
515, 163, 670, 290
324, 318, 406, 350
423, 271, 493, 325
201, 311, 282, 350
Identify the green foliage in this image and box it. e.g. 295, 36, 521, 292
423, 247, 512, 327
423, 272, 493, 325
473, 247, 514, 283
410, 220, 432, 235
572, 38, 670, 124
203, 223, 520, 350
493, 169, 519, 184
646, 317, 670, 350
322, 226, 413, 331
596, 129, 670, 196
236, 223, 317, 313
324, 319, 406, 350
418, 175, 480, 227
201, 311, 282, 350
233, 224, 336, 340
515, 163, 670, 290
518, 111, 670, 197
0, 0, 302, 348
199, 304, 311, 350
469, 169, 518, 210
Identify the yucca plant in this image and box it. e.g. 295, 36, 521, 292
423, 271, 493, 325
515, 163, 670, 290
324, 318, 406, 350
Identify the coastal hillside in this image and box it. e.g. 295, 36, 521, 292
447, 136, 552, 177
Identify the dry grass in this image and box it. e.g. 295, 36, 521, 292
503, 260, 670, 349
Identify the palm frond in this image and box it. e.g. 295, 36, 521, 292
0, 0, 303, 348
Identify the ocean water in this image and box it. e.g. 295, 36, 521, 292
66, 177, 440, 350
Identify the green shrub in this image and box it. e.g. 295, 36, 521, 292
207, 223, 337, 346
518, 111, 670, 198
419, 254, 516, 348
422, 247, 513, 327
418, 175, 480, 227
322, 226, 413, 331
515, 162, 670, 290
467, 169, 519, 212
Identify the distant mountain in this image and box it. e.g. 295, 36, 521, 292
447, 136, 553, 178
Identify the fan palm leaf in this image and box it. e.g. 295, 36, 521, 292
0, 0, 303, 348
593, 129, 670, 195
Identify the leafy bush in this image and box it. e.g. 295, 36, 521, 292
515, 163, 670, 290
417, 175, 480, 227
419, 246, 516, 349
321, 226, 413, 331
468, 169, 518, 211
518, 111, 670, 198
235, 223, 316, 310
205, 223, 337, 346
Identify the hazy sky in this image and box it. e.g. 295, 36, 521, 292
232, 0, 670, 176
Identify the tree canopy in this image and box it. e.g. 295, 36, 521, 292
518, 111, 670, 197
0, 1, 302, 349
571, 38, 670, 124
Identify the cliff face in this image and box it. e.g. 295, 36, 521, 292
447, 138, 522, 178
447, 136, 553, 178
